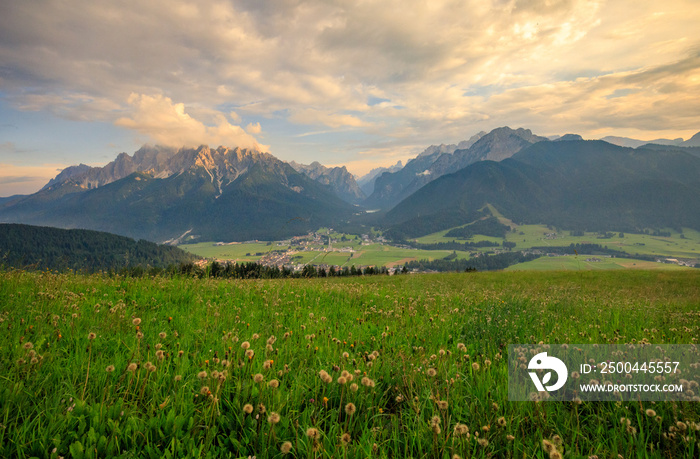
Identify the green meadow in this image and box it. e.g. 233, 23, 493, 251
1, 269, 699, 458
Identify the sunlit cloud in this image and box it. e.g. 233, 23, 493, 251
115, 94, 267, 150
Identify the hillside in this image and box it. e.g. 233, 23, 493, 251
0, 223, 197, 272
384, 140, 700, 236
364, 127, 545, 209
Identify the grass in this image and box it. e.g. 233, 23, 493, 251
505, 255, 692, 271
1, 268, 699, 458
417, 225, 700, 260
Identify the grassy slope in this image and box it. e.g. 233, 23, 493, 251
1, 270, 699, 458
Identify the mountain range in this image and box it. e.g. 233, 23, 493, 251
384, 140, 700, 236
364, 128, 551, 208
0, 145, 354, 242
2, 127, 700, 243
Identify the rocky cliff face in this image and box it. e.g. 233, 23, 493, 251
288, 161, 365, 204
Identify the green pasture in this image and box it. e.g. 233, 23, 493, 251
505, 254, 693, 271
1, 269, 699, 458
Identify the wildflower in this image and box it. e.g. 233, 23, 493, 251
268, 379, 279, 389
30, 357, 39, 364
243, 404, 254, 414
159, 332, 166, 339
677, 421, 688, 431
241, 341, 250, 350
497, 416, 507, 427
132, 318, 141, 326
472, 362, 480, 371
342, 352, 349, 358
245, 349, 255, 359
263, 360, 273, 369
345, 403, 356, 416
437, 400, 448, 410
477, 438, 488, 447
88, 332, 96, 340
337, 376, 347, 385
550, 451, 562, 459
136, 332, 144, 339
198, 371, 208, 380
106, 365, 115, 373
178, 350, 184, 357
268, 412, 281, 424
454, 423, 469, 436
542, 439, 555, 454
174, 375, 182, 381
280, 441, 293, 454
349, 383, 358, 392
430, 415, 441, 426
155, 343, 162, 350
306, 427, 320, 439
252, 333, 260, 340
200, 386, 210, 396
552, 435, 562, 446
506, 434, 515, 441
156, 350, 165, 360
254, 373, 264, 383
127, 363, 138, 372
340, 433, 351, 444
148, 363, 157, 373
426, 368, 437, 377
23, 342, 33, 350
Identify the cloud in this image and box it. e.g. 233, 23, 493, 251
245, 122, 262, 134
288, 109, 369, 129
115, 93, 267, 150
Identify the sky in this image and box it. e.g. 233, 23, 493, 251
1, 0, 700, 197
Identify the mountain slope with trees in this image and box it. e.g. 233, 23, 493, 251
0, 223, 197, 272
384, 140, 700, 236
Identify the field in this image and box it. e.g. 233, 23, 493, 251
1, 269, 699, 458
417, 225, 700, 260
505, 255, 692, 271
181, 223, 700, 273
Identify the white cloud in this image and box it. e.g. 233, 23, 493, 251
115, 94, 267, 150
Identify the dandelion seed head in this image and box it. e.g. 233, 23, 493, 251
106, 365, 115, 373
243, 403, 253, 414
280, 441, 293, 454
345, 403, 356, 416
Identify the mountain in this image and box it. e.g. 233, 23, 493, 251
288, 161, 365, 204
0, 145, 354, 243
0, 223, 197, 272
364, 127, 546, 209
600, 135, 685, 148
384, 140, 700, 237
684, 132, 700, 147
356, 161, 403, 196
